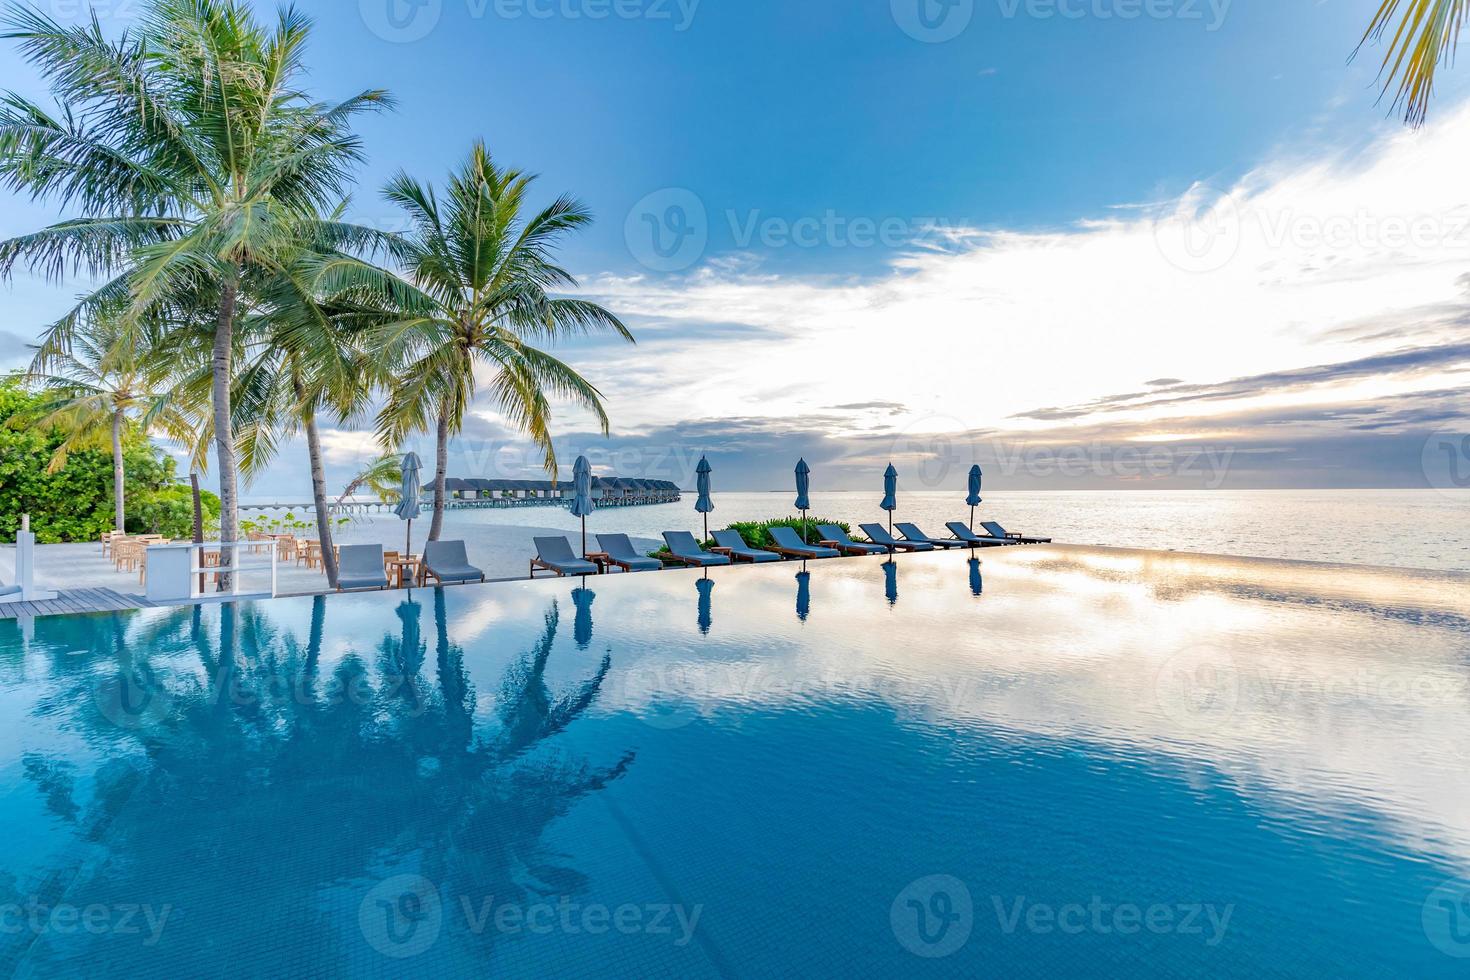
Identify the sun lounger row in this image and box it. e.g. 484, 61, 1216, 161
338, 540, 487, 592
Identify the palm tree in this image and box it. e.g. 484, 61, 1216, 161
337, 451, 404, 507
313, 143, 634, 541
1360, 0, 1469, 125
0, 1, 392, 557
26, 312, 199, 532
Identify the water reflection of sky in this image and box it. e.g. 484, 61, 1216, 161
1, 546, 1467, 976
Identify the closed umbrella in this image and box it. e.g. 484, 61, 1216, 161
572, 587, 595, 650
881, 463, 898, 535
966, 464, 983, 531
569, 456, 596, 557
394, 452, 423, 556
696, 574, 714, 636
969, 557, 984, 597
795, 569, 811, 623
695, 456, 715, 542
884, 560, 898, 607
795, 458, 812, 542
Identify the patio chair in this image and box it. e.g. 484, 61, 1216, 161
423, 540, 486, 585
767, 526, 840, 559
817, 524, 885, 556
662, 532, 733, 567
531, 537, 599, 578
945, 522, 1015, 547
981, 521, 1053, 544
597, 534, 664, 572
859, 524, 934, 553
711, 529, 781, 563
337, 544, 390, 591
895, 522, 970, 550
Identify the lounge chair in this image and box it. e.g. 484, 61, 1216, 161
945, 522, 1015, 547
981, 521, 1053, 544
860, 524, 934, 553
597, 534, 664, 572
711, 530, 781, 563
337, 544, 390, 591
767, 526, 840, 559
422, 540, 486, 585
662, 532, 733, 567
816, 524, 885, 556
531, 537, 600, 578
895, 522, 969, 550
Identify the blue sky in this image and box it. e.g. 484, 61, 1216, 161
3, 0, 1470, 494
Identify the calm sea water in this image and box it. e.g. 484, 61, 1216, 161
362, 490, 1470, 573
2, 547, 1467, 975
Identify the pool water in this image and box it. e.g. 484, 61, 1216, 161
1, 546, 1468, 977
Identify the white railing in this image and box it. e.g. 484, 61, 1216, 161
145, 541, 277, 604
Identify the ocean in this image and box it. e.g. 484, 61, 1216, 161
320, 489, 1470, 574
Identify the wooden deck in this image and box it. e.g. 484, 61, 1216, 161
0, 588, 154, 620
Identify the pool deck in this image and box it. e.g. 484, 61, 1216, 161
0, 587, 155, 620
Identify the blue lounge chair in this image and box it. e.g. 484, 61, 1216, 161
337, 544, 389, 591
982, 521, 1053, 544
597, 534, 664, 572
896, 523, 969, 550
663, 532, 733, 567
860, 524, 934, 553
817, 524, 885, 556
767, 526, 840, 559
531, 537, 600, 578
945, 522, 1015, 547
423, 540, 485, 584
712, 530, 781, 563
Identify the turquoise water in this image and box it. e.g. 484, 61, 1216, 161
2, 546, 1469, 975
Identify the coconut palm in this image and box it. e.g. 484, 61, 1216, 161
1360, 0, 1469, 125
0, 0, 393, 556
337, 451, 404, 507
312, 143, 634, 541
26, 312, 200, 532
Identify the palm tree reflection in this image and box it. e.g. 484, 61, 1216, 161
13, 590, 633, 973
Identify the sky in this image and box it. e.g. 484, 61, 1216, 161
2, 0, 1470, 495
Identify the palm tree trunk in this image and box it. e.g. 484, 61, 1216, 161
110, 406, 125, 533
429, 407, 449, 542
214, 272, 240, 587
301, 404, 340, 589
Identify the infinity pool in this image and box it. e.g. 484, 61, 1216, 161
1, 546, 1468, 977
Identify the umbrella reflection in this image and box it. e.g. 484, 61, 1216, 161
696, 574, 714, 635
970, 558, 984, 597
572, 587, 596, 650
884, 560, 899, 606
796, 567, 811, 622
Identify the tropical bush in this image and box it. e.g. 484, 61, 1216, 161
0, 380, 214, 543
726, 517, 851, 547
130, 485, 222, 539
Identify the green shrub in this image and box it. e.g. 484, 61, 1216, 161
130, 484, 222, 539
726, 516, 851, 548
0, 379, 204, 544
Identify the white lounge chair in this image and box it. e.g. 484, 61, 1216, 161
337, 545, 390, 591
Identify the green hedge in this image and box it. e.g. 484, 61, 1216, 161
0, 379, 219, 543
648, 517, 853, 558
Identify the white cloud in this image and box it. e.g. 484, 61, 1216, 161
574, 98, 1470, 446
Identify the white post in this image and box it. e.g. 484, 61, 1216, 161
4, 514, 58, 603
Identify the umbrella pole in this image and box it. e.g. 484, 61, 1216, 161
581, 515, 587, 558
970, 505, 975, 531
406, 519, 412, 555
703, 513, 708, 543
